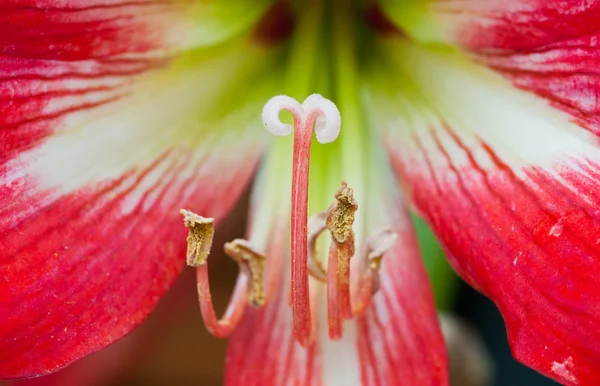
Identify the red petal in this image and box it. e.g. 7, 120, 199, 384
355, 210, 448, 385
8, 268, 196, 386
436, 1, 600, 52
225, 221, 321, 385
0, 2, 274, 378
0, 3, 175, 170
0, 147, 260, 379
382, 1, 600, 139
365, 37, 600, 383
392, 131, 600, 385
225, 175, 448, 384
424, 1, 600, 138
0, 1, 185, 61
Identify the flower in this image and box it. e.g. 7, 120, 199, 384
1, 0, 600, 385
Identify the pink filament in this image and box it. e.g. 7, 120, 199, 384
338, 235, 354, 319
350, 271, 376, 317
196, 265, 248, 338
327, 242, 343, 339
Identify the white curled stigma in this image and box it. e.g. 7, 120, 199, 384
261, 94, 341, 142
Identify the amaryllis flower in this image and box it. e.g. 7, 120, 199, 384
2, 0, 600, 384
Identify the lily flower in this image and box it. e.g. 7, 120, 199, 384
1, 0, 599, 385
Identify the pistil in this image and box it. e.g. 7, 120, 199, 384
262, 93, 341, 346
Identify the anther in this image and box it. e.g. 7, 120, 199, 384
364, 228, 398, 295
325, 182, 358, 337
326, 181, 358, 245
181, 209, 214, 267
262, 94, 341, 346
225, 239, 267, 308
181, 209, 266, 338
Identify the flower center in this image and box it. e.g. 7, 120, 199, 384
180, 95, 396, 346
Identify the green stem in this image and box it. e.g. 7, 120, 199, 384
284, 1, 324, 97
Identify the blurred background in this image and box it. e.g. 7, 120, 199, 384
8, 201, 559, 386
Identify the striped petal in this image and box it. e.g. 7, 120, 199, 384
0, 0, 274, 58
381, 0, 600, 52
364, 34, 600, 385
225, 148, 448, 385
0, 2, 282, 378
380, 0, 600, 140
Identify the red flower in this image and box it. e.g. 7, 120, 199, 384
2, 0, 600, 385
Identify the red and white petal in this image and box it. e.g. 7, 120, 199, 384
225, 156, 448, 385
380, 1, 600, 50
0, 0, 274, 59
225, 214, 322, 386
0, 8, 282, 377
7, 263, 196, 386
364, 38, 600, 385
390, 0, 600, 52
379, 0, 600, 139
351, 163, 448, 385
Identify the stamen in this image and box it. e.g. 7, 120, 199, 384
181, 209, 266, 338
262, 94, 341, 346
307, 212, 328, 282
365, 228, 398, 295
324, 182, 358, 336
315, 182, 398, 329
351, 228, 398, 316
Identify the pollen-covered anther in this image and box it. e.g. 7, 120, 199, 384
262, 94, 341, 346
180, 209, 215, 267
326, 181, 358, 246
224, 239, 267, 308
